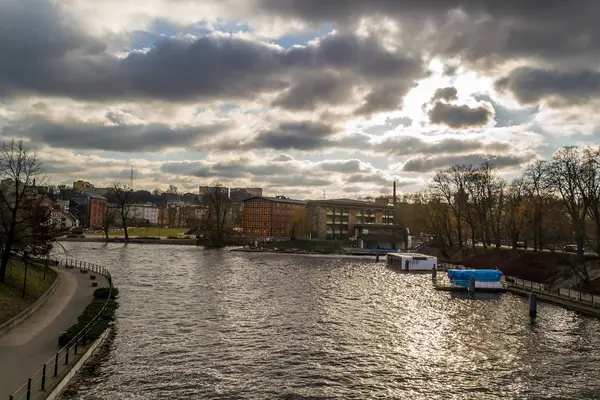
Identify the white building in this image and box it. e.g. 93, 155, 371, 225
51, 210, 79, 229
127, 204, 159, 225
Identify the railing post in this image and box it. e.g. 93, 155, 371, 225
74, 335, 78, 355
54, 352, 58, 377
41, 364, 46, 391
65, 345, 69, 365
26, 378, 31, 400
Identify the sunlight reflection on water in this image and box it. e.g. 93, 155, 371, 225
59, 243, 600, 399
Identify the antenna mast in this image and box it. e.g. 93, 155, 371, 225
130, 166, 134, 189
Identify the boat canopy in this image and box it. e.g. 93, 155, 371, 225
447, 269, 503, 283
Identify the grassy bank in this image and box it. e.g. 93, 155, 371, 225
0, 258, 57, 325
105, 227, 188, 237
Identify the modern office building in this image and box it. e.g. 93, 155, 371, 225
242, 196, 306, 238
306, 199, 396, 241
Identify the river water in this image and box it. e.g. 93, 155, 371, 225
58, 242, 600, 399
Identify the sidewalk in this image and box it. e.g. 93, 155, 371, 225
0, 267, 102, 398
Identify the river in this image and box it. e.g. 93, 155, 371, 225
58, 242, 600, 399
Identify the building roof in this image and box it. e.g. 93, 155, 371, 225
82, 191, 107, 200
307, 198, 394, 208
243, 196, 306, 205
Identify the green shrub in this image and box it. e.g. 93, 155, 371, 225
58, 287, 119, 347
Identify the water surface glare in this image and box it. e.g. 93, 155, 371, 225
60, 243, 600, 399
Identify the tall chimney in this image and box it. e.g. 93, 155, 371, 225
393, 181, 397, 208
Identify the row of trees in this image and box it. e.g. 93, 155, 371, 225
405, 146, 600, 282
100, 181, 235, 245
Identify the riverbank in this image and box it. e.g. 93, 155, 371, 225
59, 236, 250, 246
422, 245, 600, 293
0, 258, 57, 325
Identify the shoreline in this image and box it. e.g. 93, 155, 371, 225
60, 237, 206, 246
58, 238, 392, 257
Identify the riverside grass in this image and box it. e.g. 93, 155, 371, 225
0, 258, 57, 324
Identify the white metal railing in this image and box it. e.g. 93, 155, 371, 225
507, 276, 600, 308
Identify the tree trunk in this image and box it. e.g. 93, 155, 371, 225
0, 242, 12, 283
121, 212, 129, 241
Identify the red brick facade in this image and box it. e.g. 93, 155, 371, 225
89, 197, 107, 229
243, 197, 305, 238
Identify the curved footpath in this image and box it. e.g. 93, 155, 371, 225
0, 267, 103, 398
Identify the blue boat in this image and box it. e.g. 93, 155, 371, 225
445, 269, 505, 291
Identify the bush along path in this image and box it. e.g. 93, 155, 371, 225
7, 261, 118, 400
59, 287, 119, 347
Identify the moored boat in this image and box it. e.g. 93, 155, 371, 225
435, 269, 506, 292
386, 253, 438, 271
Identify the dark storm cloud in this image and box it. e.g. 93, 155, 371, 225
345, 173, 389, 185
269, 174, 334, 187
380, 136, 511, 156
495, 67, 600, 106
254, 0, 600, 67
2, 119, 231, 152
0, 0, 425, 111
428, 102, 492, 128
402, 153, 536, 173
474, 94, 537, 127
250, 121, 335, 150
432, 87, 458, 102
319, 160, 363, 173
160, 161, 212, 177
271, 71, 354, 110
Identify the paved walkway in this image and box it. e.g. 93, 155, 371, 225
0, 267, 103, 398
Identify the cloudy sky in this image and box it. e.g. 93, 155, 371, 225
1, 0, 597, 198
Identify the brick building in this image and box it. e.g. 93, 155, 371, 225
69, 192, 107, 229
242, 196, 306, 238
306, 199, 395, 241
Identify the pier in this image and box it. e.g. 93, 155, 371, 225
506, 277, 600, 317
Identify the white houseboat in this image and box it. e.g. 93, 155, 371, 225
386, 253, 438, 271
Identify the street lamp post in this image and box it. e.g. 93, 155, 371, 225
22, 252, 29, 299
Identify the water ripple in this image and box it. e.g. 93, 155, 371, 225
58, 243, 600, 399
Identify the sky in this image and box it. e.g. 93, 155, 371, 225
1, 0, 599, 198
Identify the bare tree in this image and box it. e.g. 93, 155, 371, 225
581, 146, 600, 257
547, 147, 591, 283
504, 178, 526, 249
0, 140, 56, 282
201, 182, 230, 246
111, 182, 133, 242
102, 207, 116, 241
548, 147, 588, 255
167, 185, 178, 195
432, 165, 471, 251
523, 160, 552, 251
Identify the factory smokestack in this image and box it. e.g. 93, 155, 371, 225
393, 181, 397, 208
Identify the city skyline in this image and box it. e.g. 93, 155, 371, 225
1, 1, 598, 199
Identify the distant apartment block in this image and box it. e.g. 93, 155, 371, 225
306, 199, 395, 241
199, 185, 229, 199
242, 196, 305, 238
127, 204, 159, 225
73, 180, 111, 195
